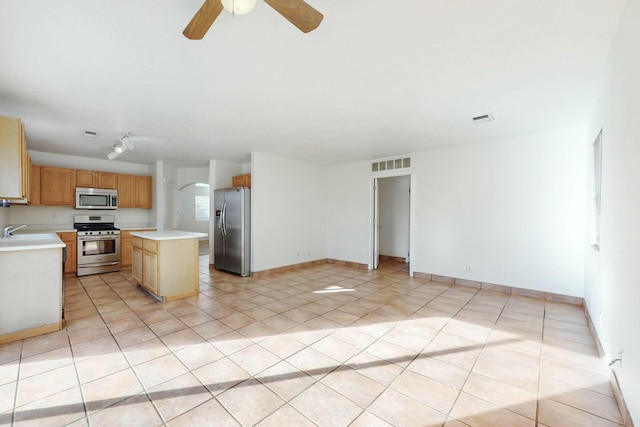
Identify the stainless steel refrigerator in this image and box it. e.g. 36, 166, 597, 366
214, 187, 251, 277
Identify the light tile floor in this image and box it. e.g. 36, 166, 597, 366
0, 258, 625, 426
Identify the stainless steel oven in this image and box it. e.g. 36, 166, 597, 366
74, 214, 121, 276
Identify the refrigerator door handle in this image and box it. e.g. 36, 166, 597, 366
221, 202, 227, 236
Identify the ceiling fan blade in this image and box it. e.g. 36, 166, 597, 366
263, 0, 323, 33
183, 0, 224, 40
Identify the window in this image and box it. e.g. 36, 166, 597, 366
195, 195, 210, 221
591, 130, 603, 250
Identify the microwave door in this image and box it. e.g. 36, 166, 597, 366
79, 194, 108, 208
77, 193, 117, 209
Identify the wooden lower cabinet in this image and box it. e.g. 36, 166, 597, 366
131, 237, 143, 284
120, 229, 155, 268
56, 232, 77, 274
142, 240, 158, 294
131, 235, 199, 302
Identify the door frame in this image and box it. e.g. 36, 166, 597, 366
369, 169, 414, 276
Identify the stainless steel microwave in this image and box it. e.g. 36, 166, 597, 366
75, 188, 118, 210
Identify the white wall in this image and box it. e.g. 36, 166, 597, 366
0, 207, 9, 230
325, 160, 372, 265
29, 151, 149, 175
211, 160, 243, 190
177, 184, 209, 234
412, 127, 587, 296
8, 205, 151, 230
162, 162, 178, 230
177, 167, 209, 190
378, 175, 410, 259
251, 152, 327, 272
585, 0, 640, 420
325, 129, 587, 296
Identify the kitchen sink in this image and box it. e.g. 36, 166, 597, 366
0, 232, 64, 250
3, 233, 58, 240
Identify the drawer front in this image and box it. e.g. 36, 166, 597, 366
143, 239, 157, 253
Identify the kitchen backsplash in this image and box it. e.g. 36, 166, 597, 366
0, 206, 9, 230
8, 205, 151, 229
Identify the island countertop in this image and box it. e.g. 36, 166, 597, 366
129, 230, 207, 241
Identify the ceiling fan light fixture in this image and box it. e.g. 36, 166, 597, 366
221, 0, 257, 15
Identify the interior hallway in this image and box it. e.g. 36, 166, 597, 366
0, 258, 623, 426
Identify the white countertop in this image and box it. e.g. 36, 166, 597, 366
0, 232, 66, 252
129, 230, 207, 241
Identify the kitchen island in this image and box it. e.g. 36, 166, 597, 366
0, 233, 65, 344
130, 230, 207, 302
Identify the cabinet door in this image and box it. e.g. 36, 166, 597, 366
121, 238, 132, 267
40, 167, 76, 206
57, 232, 77, 274
29, 165, 40, 206
98, 172, 117, 189
132, 245, 143, 284
135, 176, 152, 208
76, 170, 96, 188
0, 116, 27, 199
232, 174, 251, 188
142, 250, 158, 294
20, 124, 28, 199
117, 174, 135, 208
66, 239, 77, 274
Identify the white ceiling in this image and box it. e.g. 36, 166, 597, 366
0, 0, 627, 167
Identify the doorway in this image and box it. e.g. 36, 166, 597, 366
372, 174, 411, 272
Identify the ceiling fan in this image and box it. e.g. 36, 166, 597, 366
183, 0, 323, 40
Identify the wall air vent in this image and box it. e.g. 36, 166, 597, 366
472, 114, 494, 122
372, 157, 411, 172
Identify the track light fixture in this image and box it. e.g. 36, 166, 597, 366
107, 133, 135, 160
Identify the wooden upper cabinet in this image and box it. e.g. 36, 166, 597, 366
76, 170, 116, 189
98, 172, 117, 189
135, 175, 152, 208
117, 174, 135, 208
29, 165, 151, 208
40, 166, 76, 206
76, 170, 95, 188
232, 173, 251, 188
29, 162, 40, 206
0, 116, 28, 199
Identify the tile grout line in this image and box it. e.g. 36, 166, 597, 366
440, 287, 502, 424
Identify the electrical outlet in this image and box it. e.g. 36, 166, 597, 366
599, 312, 603, 328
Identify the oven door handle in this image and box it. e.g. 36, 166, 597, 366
77, 261, 120, 267
78, 236, 120, 241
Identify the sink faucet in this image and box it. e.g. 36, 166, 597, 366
2, 224, 27, 238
